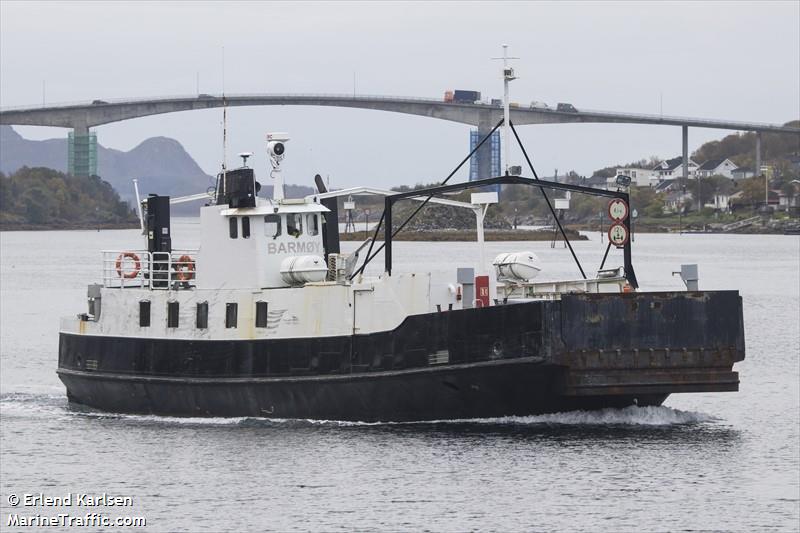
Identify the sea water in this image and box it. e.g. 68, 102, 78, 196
1, 224, 798, 531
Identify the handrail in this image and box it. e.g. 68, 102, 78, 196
101, 249, 198, 289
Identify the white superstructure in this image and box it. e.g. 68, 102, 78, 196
63, 131, 629, 347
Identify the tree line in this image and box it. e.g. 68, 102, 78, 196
0, 167, 138, 228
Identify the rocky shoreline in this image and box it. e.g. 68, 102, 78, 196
0, 222, 140, 231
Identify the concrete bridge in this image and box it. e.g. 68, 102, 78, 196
2, 93, 798, 178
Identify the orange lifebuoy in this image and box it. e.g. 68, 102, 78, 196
115, 252, 141, 279
173, 255, 195, 281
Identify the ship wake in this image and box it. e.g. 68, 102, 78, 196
0, 392, 715, 427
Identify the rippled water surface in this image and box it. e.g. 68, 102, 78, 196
1, 224, 798, 532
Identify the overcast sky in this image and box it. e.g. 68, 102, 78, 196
1, 1, 798, 189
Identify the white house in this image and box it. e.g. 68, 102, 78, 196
777, 180, 800, 211
703, 179, 735, 212
654, 179, 680, 193
696, 158, 738, 179
706, 193, 731, 211
731, 167, 755, 180
663, 189, 693, 213
613, 167, 656, 187
653, 157, 698, 179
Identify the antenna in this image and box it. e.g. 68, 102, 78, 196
221, 46, 227, 187
492, 44, 519, 174
238, 152, 252, 167
132, 178, 144, 233
222, 95, 228, 184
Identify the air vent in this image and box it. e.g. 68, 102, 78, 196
428, 350, 450, 365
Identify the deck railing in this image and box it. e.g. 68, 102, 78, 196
102, 250, 198, 289
498, 268, 629, 300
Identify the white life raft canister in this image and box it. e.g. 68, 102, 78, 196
492, 251, 542, 282
280, 255, 328, 285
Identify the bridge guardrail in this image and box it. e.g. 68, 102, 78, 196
0, 93, 450, 112
2, 94, 797, 132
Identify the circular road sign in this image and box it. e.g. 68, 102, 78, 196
608, 223, 629, 247
608, 198, 629, 221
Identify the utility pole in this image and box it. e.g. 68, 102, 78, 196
765, 166, 769, 210
599, 210, 604, 243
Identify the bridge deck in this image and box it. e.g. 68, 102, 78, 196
2, 93, 798, 133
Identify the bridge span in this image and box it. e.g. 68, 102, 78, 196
2, 93, 798, 178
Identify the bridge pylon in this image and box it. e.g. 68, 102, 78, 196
67, 125, 97, 177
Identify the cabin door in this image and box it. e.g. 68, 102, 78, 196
352, 287, 374, 334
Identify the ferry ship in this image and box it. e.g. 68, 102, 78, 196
57, 52, 744, 420
56, 129, 745, 421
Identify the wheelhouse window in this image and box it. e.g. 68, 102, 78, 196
286, 213, 303, 238
229, 217, 238, 239
139, 300, 151, 327
242, 216, 251, 239
255, 301, 268, 328
264, 215, 281, 238
225, 303, 238, 328
196, 301, 208, 329
307, 214, 319, 236
167, 301, 179, 328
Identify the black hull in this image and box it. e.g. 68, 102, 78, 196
58, 291, 744, 421
58, 359, 668, 421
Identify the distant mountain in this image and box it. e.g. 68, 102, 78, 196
0, 126, 315, 209
0, 126, 212, 204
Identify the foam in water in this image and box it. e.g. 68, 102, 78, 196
0, 393, 715, 427
457, 405, 716, 426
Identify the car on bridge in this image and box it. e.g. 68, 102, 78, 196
557, 102, 578, 113
530, 101, 550, 109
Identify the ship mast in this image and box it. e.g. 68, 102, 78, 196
267, 133, 289, 201
493, 44, 518, 174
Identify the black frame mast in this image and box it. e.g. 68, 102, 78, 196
350, 118, 638, 289
383, 176, 638, 288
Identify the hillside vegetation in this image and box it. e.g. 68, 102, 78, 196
498, 120, 800, 227
0, 167, 138, 229
692, 121, 800, 170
